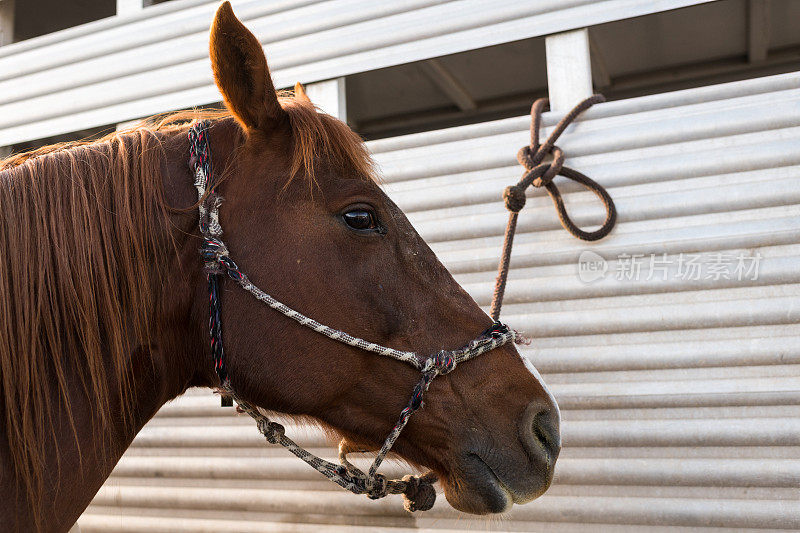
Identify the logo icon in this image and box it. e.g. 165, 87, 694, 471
577, 250, 607, 283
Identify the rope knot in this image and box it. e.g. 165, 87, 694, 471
365, 473, 389, 500
503, 185, 527, 212
257, 420, 285, 444
516, 144, 540, 170
200, 238, 230, 275
401, 472, 438, 512
531, 146, 564, 188
200, 237, 227, 259
423, 351, 456, 376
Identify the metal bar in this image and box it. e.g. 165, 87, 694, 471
545, 28, 593, 111
117, 0, 144, 17
116, 118, 143, 131
109, 455, 800, 488
304, 78, 347, 121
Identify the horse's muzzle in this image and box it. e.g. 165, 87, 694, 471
442, 397, 560, 514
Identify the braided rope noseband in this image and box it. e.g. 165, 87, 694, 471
188, 122, 517, 512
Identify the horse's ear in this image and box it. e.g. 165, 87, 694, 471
210, 1, 285, 132
294, 82, 312, 104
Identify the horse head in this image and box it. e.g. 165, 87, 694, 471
190, 2, 561, 514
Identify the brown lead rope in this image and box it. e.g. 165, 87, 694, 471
490, 95, 617, 321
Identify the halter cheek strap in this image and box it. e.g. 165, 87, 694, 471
188, 121, 518, 512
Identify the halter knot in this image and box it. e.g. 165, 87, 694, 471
257, 420, 286, 444
200, 237, 227, 259
401, 472, 438, 512
365, 472, 389, 500
483, 322, 511, 338
422, 351, 456, 376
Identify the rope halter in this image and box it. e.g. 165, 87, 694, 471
188, 121, 518, 512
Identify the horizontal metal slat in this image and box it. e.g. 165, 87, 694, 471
79, 510, 800, 533
501, 294, 800, 338
375, 89, 800, 183
530, 321, 800, 351
526, 334, 800, 373
456, 241, 800, 288
499, 282, 800, 316
0, 0, 446, 123
436, 211, 800, 274
562, 405, 800, 422
80, 513, 420, 533
546, 364, 800, 386
0, 0, 428, 107
130, 415, 800, 449
554, 377, 800, 409
465, 255, 800, 309
389, 163, 800, 215
108, 455, 800, 488
0, 1, 331, 78
0, 0, 708, 145
87, 485, 800, 529
411, 175, 800, 244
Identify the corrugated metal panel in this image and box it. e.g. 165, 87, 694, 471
80, 72, 800, 531
0, 0, 711, 147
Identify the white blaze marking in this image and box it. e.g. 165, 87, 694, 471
520, 353, 561, 421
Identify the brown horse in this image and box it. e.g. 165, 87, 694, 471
0, 3, 559, 530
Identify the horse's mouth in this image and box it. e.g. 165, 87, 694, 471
438, 449, 554, 514
439, 453, 513, 514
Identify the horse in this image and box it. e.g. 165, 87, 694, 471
0, 3, 559, 530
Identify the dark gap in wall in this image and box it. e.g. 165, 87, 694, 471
13, 0, 115, 42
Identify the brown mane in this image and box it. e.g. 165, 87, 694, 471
1, 94, 374, 182
0, 94, 374, 523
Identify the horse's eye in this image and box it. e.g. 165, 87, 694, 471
343, 209, 377, 231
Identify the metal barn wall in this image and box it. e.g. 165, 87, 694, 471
0, 0, 711, 148
79, 71, 800, 532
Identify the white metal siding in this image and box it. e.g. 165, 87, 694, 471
80, 71, 800, 531
0, 0, 711, 147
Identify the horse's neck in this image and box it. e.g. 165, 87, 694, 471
0, 346, 180, 531
0, 123, 234, 532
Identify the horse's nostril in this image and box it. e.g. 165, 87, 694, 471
532, 408, 560, 459
520, 400, 561, 463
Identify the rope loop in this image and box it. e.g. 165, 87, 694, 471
516, 144, 540, 170
490, 94, 616, 321
533, 146, 564, 188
